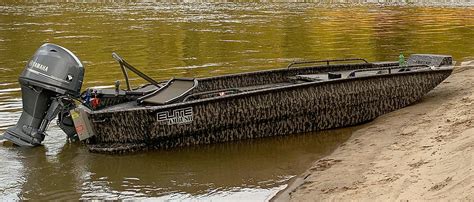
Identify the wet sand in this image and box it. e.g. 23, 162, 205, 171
274, 63, 474, 201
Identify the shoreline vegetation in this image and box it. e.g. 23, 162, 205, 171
273, 62, 474, 201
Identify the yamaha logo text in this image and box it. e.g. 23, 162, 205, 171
29, 61, 49, 72
157, 107, 193, 125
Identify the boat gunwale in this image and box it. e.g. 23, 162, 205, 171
90, 65, 454, 114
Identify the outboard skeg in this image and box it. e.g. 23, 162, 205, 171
3, 43, 84, 147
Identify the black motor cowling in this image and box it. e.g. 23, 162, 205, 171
3, 43, 84, 146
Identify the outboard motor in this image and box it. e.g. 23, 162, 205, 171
3, 43, 84, 146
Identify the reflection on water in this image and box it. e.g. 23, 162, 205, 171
0, 0, 473, 200
4, 125, 353, 200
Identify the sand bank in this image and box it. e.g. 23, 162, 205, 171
274, 64, 474, 201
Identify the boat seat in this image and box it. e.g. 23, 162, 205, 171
137, 78, 198, 105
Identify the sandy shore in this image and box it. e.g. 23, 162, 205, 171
274, 63, 474, 201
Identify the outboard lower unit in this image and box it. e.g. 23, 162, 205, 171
3, 43, 84, 146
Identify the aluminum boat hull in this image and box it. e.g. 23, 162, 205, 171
80, 62, 452, 153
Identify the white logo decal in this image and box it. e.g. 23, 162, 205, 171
157, 107, 193, 125
29, 61, 49, 72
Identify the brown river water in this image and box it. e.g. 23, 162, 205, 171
0, 0, 473, 200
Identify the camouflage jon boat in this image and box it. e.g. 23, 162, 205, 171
3, 44, 453, 154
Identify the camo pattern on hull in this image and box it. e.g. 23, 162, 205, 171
85, 68, 452, 154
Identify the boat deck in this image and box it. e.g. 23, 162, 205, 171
97, 65, 433, 113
